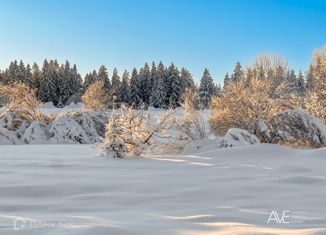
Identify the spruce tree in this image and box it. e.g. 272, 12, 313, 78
129, 68, 142, 107
285, 70, 298, 93
16, 60, 26, 83
223, 72, 230, 88
150, 62, 167, 109
38, 59, 58, 104
8, 60, 18, 84
180, 67, 196, 92
120, 70, 130, 104
84, 70, 97, 91
199, 68, 215, 108
98, 65, 110, 94
167, 63, 182, 108
231, 61, 244, 83
139, 63, 152, 106
297, 70, 305, 94
24, 64, 34, 88
58, 61, 71, 105
32, 63, 41, 91
306, 64, 316, 92
111, 68, 122, 101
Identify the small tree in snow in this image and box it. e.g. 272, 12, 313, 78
98, 105, 173, 157
82, 80, 107, 111
99, 112, 128, 158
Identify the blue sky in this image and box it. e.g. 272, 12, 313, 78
1, 0, 326, 83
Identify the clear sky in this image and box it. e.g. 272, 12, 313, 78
1, 0, 326, 83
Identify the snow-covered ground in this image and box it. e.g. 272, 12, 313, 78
1, 143, 326, 234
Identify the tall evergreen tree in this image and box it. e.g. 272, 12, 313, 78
32, 63, 41, 91
16, 60, 26, 83
231, 61, 244, 83
58, 61, 72, 105
199, 68, 215, 108
84, 70, 97, 91
223, 72, 230, 88
180, 67, 196, 92
120, 70, 130, 104
24, 64, 34, 88
98, 65, 110, 94
150, 62, 167, 109
111, 68, 122, 101
139, 63, 152, 106
297, 70, 305, 94
38, 59, 58, 104
129, 68, 142, 107
285, 70, 299, 93
306, 64, 316, 92
166, 63, 182, 108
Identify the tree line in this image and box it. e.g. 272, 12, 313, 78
0, 60, 221, 108
0, 53, 323, 109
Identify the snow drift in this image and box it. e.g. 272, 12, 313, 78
0, 110, 109, 145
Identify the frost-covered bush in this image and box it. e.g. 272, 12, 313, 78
210, 78, 298, 137
0, 109, 108, 145
303, 92, 326, 124
257, 110, 326, 148
82, 80, 107, 111
174, 90, 207, 141
98, 113, 128, 158
98, 106, 173, 157
0, 83, 49, 123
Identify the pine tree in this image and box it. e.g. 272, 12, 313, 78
199, 68, 215, 108
38, 59, 58, 104
100, 113, 128, 158
167, 63, 182, 108
111, 68, 122, 101
231, 61, 244, 83
24, 64, 34, 88
150, 62, 167, 109
58, 61, 72, 105
297, 70, 305, 94
285, 70, 299, 93
32, 63, 41, 91
129, 68, 142, 107
84, 70, 97, 91
180, 67, 196, 92
98, 65, 110, 94
223, 72, 230, 88
120, 70, 130, 104
7, 60, 18, 84
139, 63, 152, 106
16, 60, 26, 83
306, 64, 316, 92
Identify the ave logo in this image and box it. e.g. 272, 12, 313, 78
267, 210, 291, 224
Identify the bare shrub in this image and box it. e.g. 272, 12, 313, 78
82, 80, 107, 111
174, 89, 207, 140
209, 78, 298, 137
303, 92, 326, 124
251, 53, 288, 73
0, 82, 48, 122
